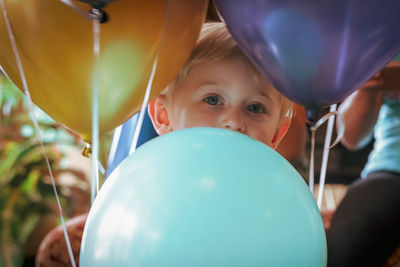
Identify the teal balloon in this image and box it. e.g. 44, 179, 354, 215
80, 127, 327, 267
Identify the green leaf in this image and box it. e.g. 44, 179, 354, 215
20, 170, 40, 195
0, 142, 20, 182
18, 213, 41, 245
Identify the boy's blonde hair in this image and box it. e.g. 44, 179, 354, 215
167, 22, 293, 119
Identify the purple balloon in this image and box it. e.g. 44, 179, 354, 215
214, 0, 400, 108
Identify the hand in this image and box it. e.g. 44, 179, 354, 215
321, 208, 336, 230
381, 61, 400, 92
360, 61, 400, 93
360, 72, 385, 92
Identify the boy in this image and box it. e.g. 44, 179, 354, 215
148, 22, 293, 149
36, 22, 295, 266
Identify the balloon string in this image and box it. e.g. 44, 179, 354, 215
129, 0, 172, 155
91, 9, 101, 203
316, 104, 337, 209
129, 57, 158, 154
308, 105, 340, 207
58, 0, 93, 21
0, 1, 76, 267
308, 130, 316, 193
98, 158, 106, 175
106, 124, 122, 172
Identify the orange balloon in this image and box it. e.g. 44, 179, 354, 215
0, 0, 207, 142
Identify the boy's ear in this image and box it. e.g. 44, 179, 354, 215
270, 117, 291, 149
148, 95, 173, 135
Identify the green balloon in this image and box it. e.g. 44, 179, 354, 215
80, 127, 327, 267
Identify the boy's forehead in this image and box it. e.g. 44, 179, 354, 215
194, 58, 276, 89
188, 57, 253, 81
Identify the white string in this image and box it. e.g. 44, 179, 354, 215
0, 1, 76, 266
91, 10, 101, 203
107, 124, 122, 168
308, 109, 338, 194
129, 57, 159, 155
129, 0, 172, 155
317, 104, 337, 209
308, 130, 316, 193
97, 158, 106, 175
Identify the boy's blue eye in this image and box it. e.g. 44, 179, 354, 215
204, 95, 221, 105
247, 103, 265, 114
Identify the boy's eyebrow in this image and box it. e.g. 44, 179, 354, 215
196, 80, 220, 87
256, 88, 276, 104
258, 89, 271, 98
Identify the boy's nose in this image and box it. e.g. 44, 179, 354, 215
221, 109, 246, 133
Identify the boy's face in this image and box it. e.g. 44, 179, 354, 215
149, 56, 289, 148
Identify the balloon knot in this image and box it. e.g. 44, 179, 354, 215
90, 8, 108, 24
81, 143, 92, 158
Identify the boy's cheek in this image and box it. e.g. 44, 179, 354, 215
179, 112, 220, 129
247, 123, 277, 146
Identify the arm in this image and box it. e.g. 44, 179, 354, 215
337, 75, 384, 150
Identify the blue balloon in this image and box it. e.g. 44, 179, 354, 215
80, 128, 326, 266
214, 0, 400, 108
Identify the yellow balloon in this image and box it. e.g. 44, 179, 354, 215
0, 0, 206, 142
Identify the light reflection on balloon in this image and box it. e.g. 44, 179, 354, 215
263, 8, 323, 89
